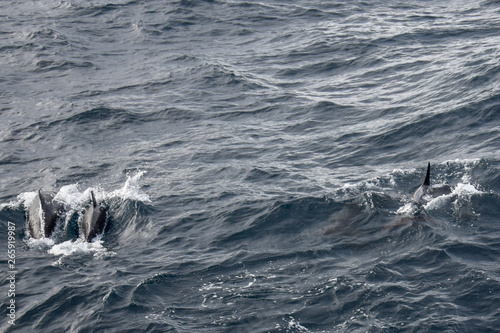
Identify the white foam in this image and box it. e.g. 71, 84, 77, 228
441, 158, 483, 183
48, 239, 116, 259
396, 202, 418, 215
26, 237, 55, 249
442, 158, 482, 166
108, 171, 151, 202
287, 317, 310, 332
18, 191, 38, 208
424, 194, 448, 211
16, 171, 151, 215
424, 182, 483, 211
53, 185, 112, 211
53, 184, 87, 209
1, 193, 33, 210
452, 182, 483, 196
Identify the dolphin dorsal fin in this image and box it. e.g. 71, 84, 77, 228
91, 191, 97, 208
423, 162, 431, 186
39, 189, 47, 208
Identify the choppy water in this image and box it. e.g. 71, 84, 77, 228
1, 1, 500, 332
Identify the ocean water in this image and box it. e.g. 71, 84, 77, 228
1, 0, 500, 332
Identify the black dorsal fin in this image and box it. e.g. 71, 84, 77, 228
423, 162, 431, 186
91, 191, 97, 208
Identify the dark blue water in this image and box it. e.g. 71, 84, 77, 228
1, 1, 500, 332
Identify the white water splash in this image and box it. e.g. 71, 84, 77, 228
287, 316, 311, 332
108, 171, 151, 202
424, 182, 483, 211
53, 184, 89, 209
26, 237, 55, 249
396, 202, 418, 215
452, 182, 483, 196
17, 191, 38, 208
0, 191, 36, 210
15, 171, 150, 215
424, 194, 449, 211
48, 239, 116, 259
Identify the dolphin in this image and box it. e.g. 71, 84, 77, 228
319, 203, 366, 236
27, 189, 64, 239
413, 162, 431, 203
80, 191, 107, 242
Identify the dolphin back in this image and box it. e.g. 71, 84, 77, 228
27, 191, 43, 238
39, 190, 61, 237
27, 190, 62, 238
80, 191, 107, 242
87, 206, 107, 241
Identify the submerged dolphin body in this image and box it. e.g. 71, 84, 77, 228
27, 189, 64, 239
80, 191, 107, 242
319, 203, 366, 236
413, 162, 431, 203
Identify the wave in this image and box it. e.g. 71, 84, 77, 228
2, 153, 498, 332
2, 0, 500, 330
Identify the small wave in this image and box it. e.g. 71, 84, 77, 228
34, 59, 95, 72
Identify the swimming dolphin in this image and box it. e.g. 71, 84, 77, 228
27, 189, 64, 239
413, 162, 431, 203
80, 191, 107, 242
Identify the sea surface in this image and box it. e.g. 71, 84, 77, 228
1, 1, 500, 332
